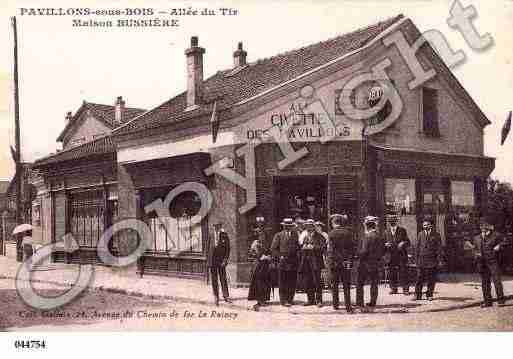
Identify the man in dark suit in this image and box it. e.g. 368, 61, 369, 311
356, 216, 385, 310
271, 218, 300, 307
467, 216, 508, 307
384, 215, 411, 295
207, 222, 232, 306
414, 217, 442, 301
298, 219, 326, 307
327, 213, 356, 313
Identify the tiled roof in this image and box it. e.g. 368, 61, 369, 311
57, 101, 146, 141
33, 136, 115, 167
115, 15, 404, 135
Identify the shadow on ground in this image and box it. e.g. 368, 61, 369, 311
0, 287, 168, 331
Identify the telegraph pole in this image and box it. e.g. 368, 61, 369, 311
11, 16, 22, 225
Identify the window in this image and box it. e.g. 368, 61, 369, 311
451, 181, 475, 213
144, 189, 204, 254
69, 191, 105, 248
422, 87, 439, 137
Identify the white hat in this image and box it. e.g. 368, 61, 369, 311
364, 216, 379, 224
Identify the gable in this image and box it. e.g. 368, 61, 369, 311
63, 114, 111, 149
368, 20, 486, 157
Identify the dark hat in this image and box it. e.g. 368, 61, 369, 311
364, 216, 379, 224
480, 216, 496, 227
422, 216, 434, 224
213, 222, 223, 229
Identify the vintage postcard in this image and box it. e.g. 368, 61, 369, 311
1, 0, 513, 347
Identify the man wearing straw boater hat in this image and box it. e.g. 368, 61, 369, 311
466, 215, 508, 307
271, 218, 300, 307
327, 213, 356, 313
298, 219, 326, 307
207, 222, 232, 306
356, 215, 385, 310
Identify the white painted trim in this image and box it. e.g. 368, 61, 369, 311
372, 144, 495, 160
117, 131, 235, 164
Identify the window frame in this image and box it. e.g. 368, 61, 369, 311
421, 87, 440, 137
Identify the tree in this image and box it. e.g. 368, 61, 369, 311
487, 178, 513, 232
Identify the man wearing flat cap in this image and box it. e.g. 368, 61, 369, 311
327, 213, 356, 313
384, 215, 411, 295
356, 216, 385, 309
207, 222, 232, 306
414, 216, 442, 301
466, 216, 508, 307
271, 218, 300, 306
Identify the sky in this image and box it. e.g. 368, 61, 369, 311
0, 0, 512, 183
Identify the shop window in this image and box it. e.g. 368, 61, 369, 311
145, 190, 203, 254
422, 87, 440, 137
70, 191, 105, 248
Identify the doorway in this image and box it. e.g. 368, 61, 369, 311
274, 175, 328, 230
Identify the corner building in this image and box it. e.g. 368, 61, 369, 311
33, 15, 494, 284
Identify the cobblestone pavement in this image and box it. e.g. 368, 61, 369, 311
1, 256, 512, 316
1, 278, 513, 331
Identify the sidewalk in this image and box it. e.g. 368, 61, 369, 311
1, 256, 512, 314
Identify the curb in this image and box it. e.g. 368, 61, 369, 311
0, 274, 250, 311
3, 273, 509, 314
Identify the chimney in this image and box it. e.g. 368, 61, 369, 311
114, 96, 125, 125
65, 111, 72, 123
233, 42, 247, 68
185, 36, 205, 111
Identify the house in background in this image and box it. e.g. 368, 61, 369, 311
0, 180, 10, 255
31, 97, 145, 263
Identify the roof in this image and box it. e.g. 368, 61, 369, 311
57, 101, 146, 141
33, 136, 115, 167
115, 15, 405, 136
0, 181, 9, 194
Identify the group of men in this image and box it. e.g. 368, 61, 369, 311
208, 213, 509, 313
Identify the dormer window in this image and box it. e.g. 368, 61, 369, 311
422, 87, 440, 137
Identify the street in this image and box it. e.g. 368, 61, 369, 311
1, 278, 513, 331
